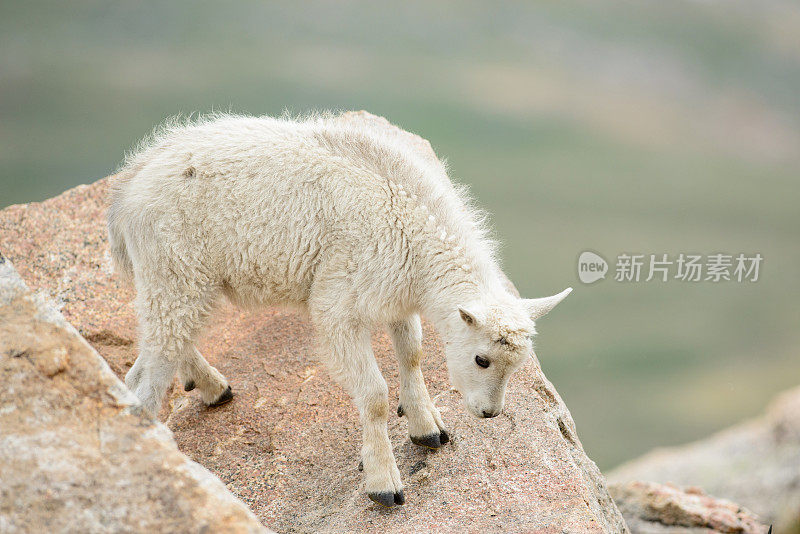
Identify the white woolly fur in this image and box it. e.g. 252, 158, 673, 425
108, 112, 570, 505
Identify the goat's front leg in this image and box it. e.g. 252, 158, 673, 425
318, 322, 404, 507
390, 314, 449, 449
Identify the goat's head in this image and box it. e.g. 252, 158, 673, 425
445, 288, 571, 418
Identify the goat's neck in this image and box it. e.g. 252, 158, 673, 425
417, 256, 499, 336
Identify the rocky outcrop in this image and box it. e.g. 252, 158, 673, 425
0, 254, 269, 533
0, 111, 627, 533
609, 481, 766, 534
610, 387, 800, 533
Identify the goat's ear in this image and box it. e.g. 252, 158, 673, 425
458, 304, 484, 327
524, 287, 572, 320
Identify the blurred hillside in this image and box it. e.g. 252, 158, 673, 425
1, 0, 799, 469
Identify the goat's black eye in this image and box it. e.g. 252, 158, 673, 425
475, 355, 490, 369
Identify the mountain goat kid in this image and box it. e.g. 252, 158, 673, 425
107, 113, 571, 507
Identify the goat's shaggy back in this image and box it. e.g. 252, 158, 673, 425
109, 114, 510, 324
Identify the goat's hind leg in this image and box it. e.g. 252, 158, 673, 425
178, 347, 231, 406
125, 346, 177, 416
126, 273, 229, 416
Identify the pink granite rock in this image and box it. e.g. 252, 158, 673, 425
611, 386, 800, 533
0, 255, 269, 533
0, 111, 627, 533
609, 481, 767, 534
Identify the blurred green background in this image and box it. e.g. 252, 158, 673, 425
2, 1, 799, 470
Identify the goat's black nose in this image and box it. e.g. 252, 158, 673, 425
482, 410, 498, 418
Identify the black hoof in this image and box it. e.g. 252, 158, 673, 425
209, 385, 233, 407
411, 433, 443, 449
397, 405, 404, 417
439, 429, 450, 444
368, 491, 404, 507
184, 380, 195, 392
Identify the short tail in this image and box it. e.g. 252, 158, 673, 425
107, 174, 134, 282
